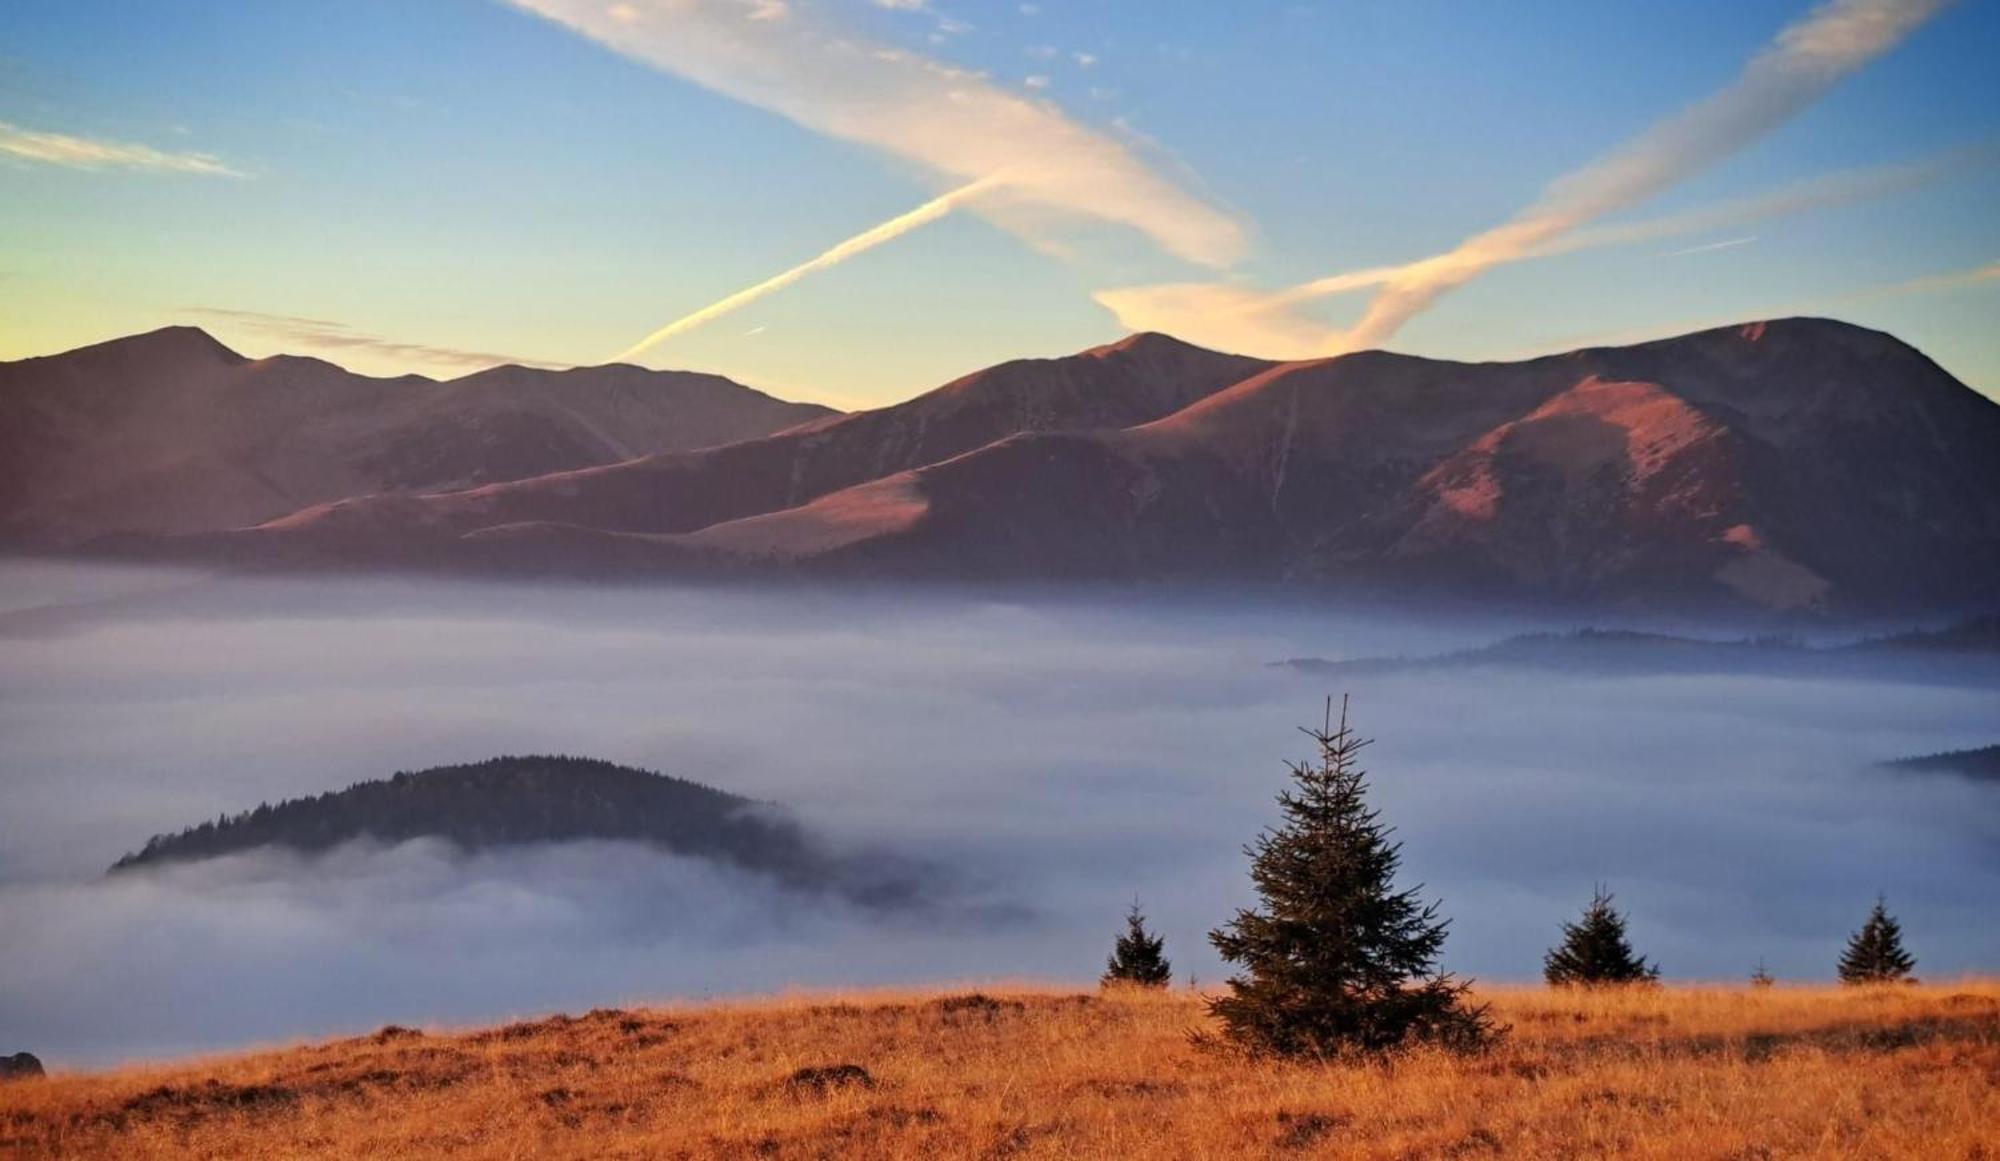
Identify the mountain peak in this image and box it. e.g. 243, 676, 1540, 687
2, 325, 247, 372
106, 325, 246, 365
1085, 331, 1215, 360
1625, 315, 1913, 359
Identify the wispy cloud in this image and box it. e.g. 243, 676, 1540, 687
183, 308, 565, 373
1337, 0, 1954, 350
1556, 144, 1990, 255
0, 121, 247, 177
1098, 0, 1955, 358
1849, 257, 2000, 299
507, 0, 1244, 268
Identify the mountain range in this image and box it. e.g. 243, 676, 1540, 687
8, 318, 1999, 615
0, 327, 832, 542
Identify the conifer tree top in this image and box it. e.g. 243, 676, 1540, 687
1207, 696, 1492, 1056
1543, 886, 1659, 987
1839, 895, 1917, 985
1103, 899, 1172, 988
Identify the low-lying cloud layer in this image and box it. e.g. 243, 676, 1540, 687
1, 561, 1994, 1065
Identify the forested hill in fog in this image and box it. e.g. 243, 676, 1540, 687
108, 756, 880, 895
1884, 745, 2000, 782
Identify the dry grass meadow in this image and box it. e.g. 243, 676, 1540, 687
3, 981, 1996, 1159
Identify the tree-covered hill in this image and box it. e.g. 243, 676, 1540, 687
108, 756, 870, 893
1883, 744, 2000, 783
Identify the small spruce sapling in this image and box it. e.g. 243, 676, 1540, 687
1838, 895, 1917, 985
1543, 887, 1660, 987
1102, 900, 1172, 988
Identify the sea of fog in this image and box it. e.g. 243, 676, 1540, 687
1, 559, 1994, 1066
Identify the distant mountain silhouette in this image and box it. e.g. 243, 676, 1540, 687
109, 755, 913, 903
162, 318, 2000, 615
1862, 614, 2000, 653
1882, 744, 2000, 782
1278, 614, 2000, 685
0, 328, 834, 543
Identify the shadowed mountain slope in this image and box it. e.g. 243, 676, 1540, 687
226, 331, 1273, 555
427, 319, 1995, 613
0, 328, 834, 543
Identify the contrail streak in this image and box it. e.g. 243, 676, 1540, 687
613, 177, 1000, 364
1658, 235, 1760, 259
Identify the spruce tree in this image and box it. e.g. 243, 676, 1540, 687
1543, 887, 1659, 986
1207, 697, 1492, 1056
1102, 900, 1172, 988
1838, 896, 1916, 985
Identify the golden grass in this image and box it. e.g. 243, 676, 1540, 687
4, 981, 1997, 1159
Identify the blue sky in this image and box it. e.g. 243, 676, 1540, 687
1, 0, 1994, 407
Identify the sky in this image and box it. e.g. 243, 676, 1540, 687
0, 0, 1995, 409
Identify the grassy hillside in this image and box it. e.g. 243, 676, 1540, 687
5, 983, 1996, 1158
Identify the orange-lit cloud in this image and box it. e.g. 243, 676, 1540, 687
1099, 0, 1956, 358
1343, 0, 1955, 351
508, 0, 1243, 267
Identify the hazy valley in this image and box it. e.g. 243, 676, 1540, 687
3, 559, 1996, 1070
